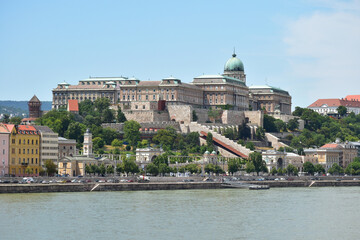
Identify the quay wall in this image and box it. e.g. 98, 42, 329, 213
1, 181, 360, 194
0, 182, 222, 194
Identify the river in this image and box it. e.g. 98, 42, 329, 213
0, 187, 359, 240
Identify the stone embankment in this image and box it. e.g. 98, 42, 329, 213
0, 182, 222, 194
1, 180, 360, 194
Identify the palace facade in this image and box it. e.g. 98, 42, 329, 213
52, 53, 291, 114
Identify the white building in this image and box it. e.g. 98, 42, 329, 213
34, 125, 59, 167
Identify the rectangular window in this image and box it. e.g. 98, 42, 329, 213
23, 149, 25, 154
2, 140, 5, 145
153, 95, 156, 100
18, 158, 21, 164
12, 158, 15, 164
32, 149, 34, 154
19, 139, 21, 144
31, 158, 33, 164
12, 139, 15, 144
36, 158, 38, 164
138, 95, 141, 100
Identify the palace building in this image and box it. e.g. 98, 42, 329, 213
52, 53, 291, 114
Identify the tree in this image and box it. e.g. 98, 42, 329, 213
93, 137, 105, 151
245, 161, 255, 174
102, 127, 120, 145
274, 119, 287, 132
65, 122, 86, 143
345, 157, 360, 175
146, 163, 159, 176
337, 106, 347, 117
245, 142, 255, 150
286, 164, 299, 176
314, 164, 325, 174
206, 132, 213, 147
158, 163, 170, 175
270, 167, 278, 176
106, 165, 114, 174
303, 161, 315, 175
103, 109, 115, 123
111, 139, 122, 147
255, 127, 265, 140
208, 109, 222, 122
94, 98, 110, 114
9, 116, 22, 124
79, 99, 95, 117
228, 159, 240, 175
116, 163, 124, 175
287, 119, 299, 131
185, 164, 200, 174
1, 114, 10, 123
263, 114, 278, 132
117, 108, 127, 123
328, 163, 344, 175
25, 166, 33, 175
44, 160, 57, 176
122, 158, 140, 175
152, 127, 177, 150
85, 164, 92, 175
124, 120, 141, 149
249, 152, 267, 176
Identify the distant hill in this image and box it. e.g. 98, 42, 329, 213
0, 101, 52, 117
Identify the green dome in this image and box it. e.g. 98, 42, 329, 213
224, 53, 244, 71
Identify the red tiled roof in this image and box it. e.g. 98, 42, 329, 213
308, 98, 360, 108
18, 125, 37, 131
345, 95, 360, 101
0, 124, 15, 133
68, 100, 79, 112
320, 144, 339, 149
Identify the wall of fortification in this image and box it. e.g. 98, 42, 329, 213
124, 111, 169, 123
244, 111, 263, 127
221, 110, 246, 125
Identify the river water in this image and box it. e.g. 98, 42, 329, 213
0, 187, 359, 240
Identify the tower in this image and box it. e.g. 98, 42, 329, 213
83, 129, 93, 157
28, 95, 42, 118
223, 52, 246, 83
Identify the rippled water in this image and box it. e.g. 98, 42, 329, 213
1, 187, 359, 240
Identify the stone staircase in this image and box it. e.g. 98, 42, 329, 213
187, 122, 252, 158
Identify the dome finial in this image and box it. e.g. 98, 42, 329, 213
232, 47, 236, 57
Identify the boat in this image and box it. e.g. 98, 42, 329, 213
249, 185, 270, 190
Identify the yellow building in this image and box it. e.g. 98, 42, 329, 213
9, 125, 41, 176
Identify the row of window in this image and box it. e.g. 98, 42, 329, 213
11, 157, 38, 165
12, 139, 39, 145
11, 167, 38, 175
11, 148, 39, 155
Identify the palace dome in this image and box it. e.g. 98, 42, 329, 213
224, 53, 244, 71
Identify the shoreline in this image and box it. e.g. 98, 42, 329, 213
1, 180, 360, 194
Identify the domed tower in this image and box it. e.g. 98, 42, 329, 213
28, 95, 42, 118
83, 128, 93, 157
223, 52, 246, 83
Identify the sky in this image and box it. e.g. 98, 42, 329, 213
0, 0, 359, 109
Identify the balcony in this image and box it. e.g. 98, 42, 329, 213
21, 162, 29, 167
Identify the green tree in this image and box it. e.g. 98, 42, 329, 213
314, 164, 325, 174
208, 109, 222, 122
101, 127, 120, 145
345, 157, 360, 175
286, 164, 299, 176
255, 127, 265, 140
152, 127, 177, 150
185, 164, 200, 174
328, 163, 344, 175
249, 152, 267, 176
9, 116, 22, 124
303, 161, 315, 175
159, 163, 170, 175
206, 132, 213, 147
245, 142, 255, 150
122, 158, 140, 175
146, 163, 159, 176
1, 114, 10, 123
93, 137, 105, 151
287, 119, 299, 131
85, 164, 92, 175
263, 114, 278, 132
65, 122, 86, 143
124, 120, 141, 149
103, 109, 115, 123
116, 163, 124, 175
337, 106, 347, 117
117, 108, 127, 123
106, 165, 114, 174
44, 160, 57, 176
94, 98, 110, 114
245, 161, 255, 174
111, 139, 122, 147
99, 164, 106, 175
270, 167, 278, 176
79, 99, 95, 117
228, 159, 240, 175
274, 119, 287, 132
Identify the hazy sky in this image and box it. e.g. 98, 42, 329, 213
1, 0, 359, 109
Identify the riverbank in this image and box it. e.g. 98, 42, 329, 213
1, 180, 360, 193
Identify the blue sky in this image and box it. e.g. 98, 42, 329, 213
1, 0, 359, 109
